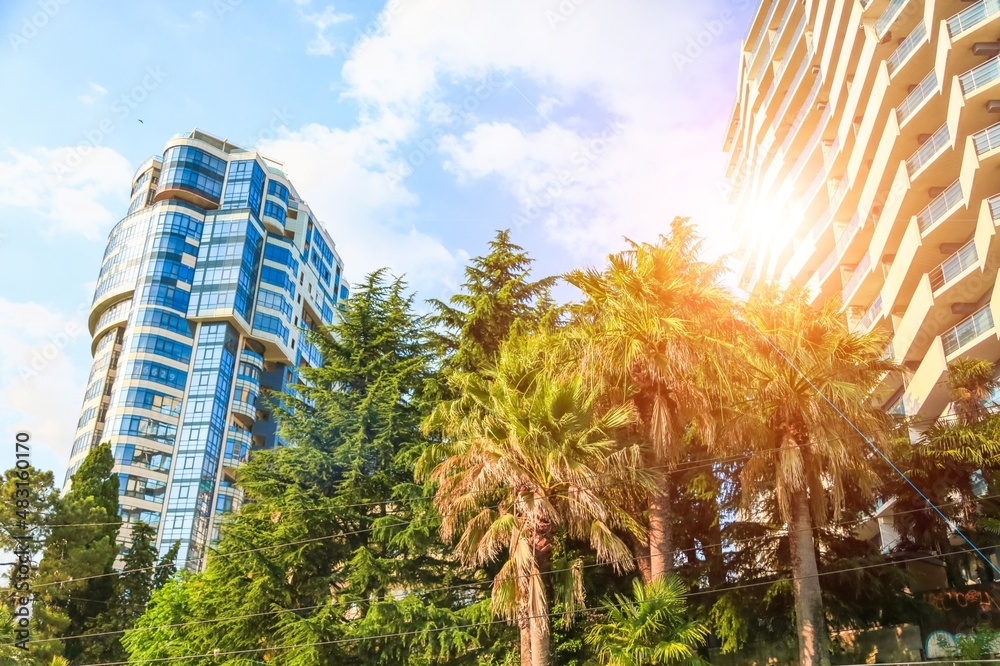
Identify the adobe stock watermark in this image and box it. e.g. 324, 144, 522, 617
51, 66, 168, 178
8, 0, 71, 52
674, 2, 752, 72
213, 0, 243, 20
17, 301, 89, 386
510, 119, 628, 228
384, 70, 508, 191
546, 0, 590, 30
353, 0, 401, 48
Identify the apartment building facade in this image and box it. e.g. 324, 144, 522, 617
68, 129, 348, 569
727, 0, 1000, 426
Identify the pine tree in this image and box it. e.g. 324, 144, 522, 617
126, 270, 484, 665
77, 521, 168, 663
428, 229, 556, 375
31, 443, 120, 664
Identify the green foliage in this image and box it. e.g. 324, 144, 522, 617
428, 228, 556, 375
77, 521, 177, 663
423, 328, 646, 665
30, 443, 120, 664
586, 577, 708, 665
125, 270, 494, 665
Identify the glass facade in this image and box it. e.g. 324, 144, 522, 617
159, 146, 226, 203
160, 322, 238, 565
68, 131, 348, 571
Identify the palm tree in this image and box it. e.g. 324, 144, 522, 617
731, 286, 897, 666
566, 217, 732, 582
891, 359, 1000, 580
947, 358, 1000, 425
420, 331, 645, 666
586, 576, 709, 666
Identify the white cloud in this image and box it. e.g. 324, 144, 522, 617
259, 123, 465, 297
0, 296, 92, 484
79, 81, 108, 105
302, 5, 354, 56
0, 146, 132, 240
334, 0, 742, 262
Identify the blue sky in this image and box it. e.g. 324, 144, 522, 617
0, 0, 756, 481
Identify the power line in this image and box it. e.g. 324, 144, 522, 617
71, 542, 997, 666
7, 442, 811, 548
742, 315, 1000, 578
18, 489, 1000, 649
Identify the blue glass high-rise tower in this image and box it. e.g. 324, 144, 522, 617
67, 129, 348, 569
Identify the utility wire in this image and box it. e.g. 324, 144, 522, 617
17, 489, 1000, 649
71, 542, 997, 666
742, 314, 1000, 577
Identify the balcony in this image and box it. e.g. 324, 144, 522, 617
853, 295, 883, 333
916, 180, 963, 234
973, 121, 1000, 154
876, 0, 910, 39
815, 212, 864, 281
905, 123, 950, 177
929, 239, 978, 293
842, 252, 872, 302
782, 75, 823, 156
776, 44, 813, 123
947, 0, 1000, 39
231, 398, 257, 421
223, 429, 250, 470
829, 173, 850, 209
887, 22, 927, 77
991, 194, 1000, 220
942, 304, 995, 357
240, 348, 264, 370
959, 56, 1000, 96
896, 70, 938, 124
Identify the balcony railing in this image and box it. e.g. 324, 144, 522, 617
794, 101, 832, 180
973, 121, 1000, 154
947, 0, 1000, 38
854, 294, 883, 332
929, 238, 978, 292
803, 166, 828, 203
842, 252, 872, 301
942, 304, 995, 356
990, 194, 1000, 220
960, 56, 1000, 95
876, 0, 910, 38
897, 70, 938, 124
749, 2, 779, 70
830, 173, 850, 208
887, 22, 927, 76
905, 122, 950, 176
916, 180, 963, 233
776, 48, 813, 123
783, 75, 823, 155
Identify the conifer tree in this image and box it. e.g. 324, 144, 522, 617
127, 270, 485, 665
31, 443, 120, 664
428, 229, 556, 374
77, 522, 177, 663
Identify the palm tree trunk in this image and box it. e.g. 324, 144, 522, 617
629, 533, 652, 583
648, 485, 674, 579
519, 600, 532, 666
788, 490, 830, 666
529, 558, 550, 666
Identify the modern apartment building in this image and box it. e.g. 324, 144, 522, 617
68, 129, 348, 569
726, 0, 1000, 430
